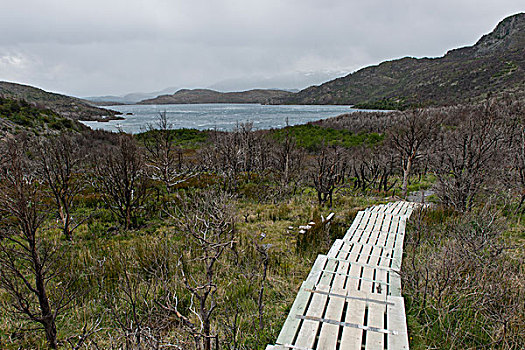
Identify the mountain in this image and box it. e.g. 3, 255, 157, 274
139, 89, 294, 104
0, 81, 119, 121
270, 13, 525, 107
85, 86, 179, 105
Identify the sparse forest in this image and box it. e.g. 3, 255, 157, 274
0, 96, 524, 349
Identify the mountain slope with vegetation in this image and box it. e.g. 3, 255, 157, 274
0, 97, 86, 136
139, 88, 294, 104
270, 13, 525, 107
0, 81, 119, 120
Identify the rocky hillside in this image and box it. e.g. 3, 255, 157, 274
270, 13, 525, 107
139, 88, 294, 104
0, 81, 119, 121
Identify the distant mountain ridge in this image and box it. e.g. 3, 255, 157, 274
0, 81, 118, 121
139, 88, 294, 104
269, 13, 525, 107
85, 86, 179, 105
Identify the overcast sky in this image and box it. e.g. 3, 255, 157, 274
0, 1, 523, 97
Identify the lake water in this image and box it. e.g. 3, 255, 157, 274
80, 104, 361, 133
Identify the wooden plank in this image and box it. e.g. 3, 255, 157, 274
318, 258, 338, 286
392, 202, 403, 215
403, 202, 415, 217
377, 246, 394, 271
376, 215, 393, 246
347, 211, 366, 234
346, 240, 363, 265
340, 298, 366, 350
267, 344, 311, 350
327, 240, 344, 261
383, 218, 400, 270
310, 268, 390, 288
391, 218, 407, 270
366, 302, 387, 349
332, 256, 351, 290
361, 246, 382, 295
365, 227, 381, 248
294, 284, 331, 348
389, 271, 402, 297
387, 296, 410, 349
358, 211, 375, 231
397, 201, 408, 216
355, 242, 374, 294
379, 214, 394, 240
305, 255, 329, 287
333, 244, 394, 266
370, 246, 388, 297
345, 259, 363, 292
316, 285, 346, 349
342, 239, 389, 250
276, 285, 312, 345
384, 202, 396, 214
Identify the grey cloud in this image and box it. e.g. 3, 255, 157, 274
0, 0, 523, 96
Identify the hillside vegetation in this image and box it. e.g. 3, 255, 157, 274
270, 13, 525, 108
0, 81, 119, 121
0, 97, 85, 135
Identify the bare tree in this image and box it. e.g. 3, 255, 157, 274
272, 126, 303, 188
100, 249, 167, 350
504, 99, 525, 211
201, 123, 271, 191
311, 145, 346, 207
515, 124, 525, 210
389, 109, 436, 198
253, 240, 270, 331
163, 190, 235, 350
349, 145, 397, 193
93, 134, 149, 230
0, 137, 69, 348
142, 112, 195, 193
432, 104, 507, 211
36, 133, 86, 240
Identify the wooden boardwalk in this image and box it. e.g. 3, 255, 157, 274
267, 201, 416, 350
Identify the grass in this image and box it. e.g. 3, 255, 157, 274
0, 173, 398, 349
402, 204, 525, 349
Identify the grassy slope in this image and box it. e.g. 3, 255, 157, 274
271, 13, 525, 107
0, 97, 85, 135
0, 81, 117, 120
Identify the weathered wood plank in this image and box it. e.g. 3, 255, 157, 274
366, 302, 387, 349
276, 285, 312, 345
387, 296, 410, 349
316, 283, 346, 349
305, 255, 329, 287
340, 298, 366, 350
294, 284, 331, 348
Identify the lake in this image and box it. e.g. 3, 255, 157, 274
80, 104, 362, 133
